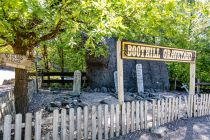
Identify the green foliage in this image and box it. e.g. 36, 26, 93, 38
0, 0, 209, 83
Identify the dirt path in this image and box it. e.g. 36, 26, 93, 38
111, 116, 210, 140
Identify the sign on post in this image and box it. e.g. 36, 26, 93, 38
116, 40, 196, 104
121, 41, 196, 62
0, 53, 32, 69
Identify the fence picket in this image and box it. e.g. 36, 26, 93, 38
25, 113, 32, 140
126, 102, 130, 133
135, 101, 140, 130
77, 107, 81, 140
91, 106, 96, 140
61, 109, 67, 140
122, 103, 126, 135
15, 114, 22, 140
69, 108, 75, 140
165, 98, 169, 123
144, 101, 147, 129
161, 99, 164, 124
193, 95, 197, 117
201, 94, 203, 116
208, 94, 210, 115
35, 111, 42, 140
104, 105, 109, 139
116, 104, 120, 137
131, 101, 135, 132
98, 105, 102, 140
53, 110, 59, 140
84, 106, 88, 140
152, 100, 156, 128
157, 100, 160, 126
110, 104, 115, 137
3, 115, 12, 140
140, 101, 143, 129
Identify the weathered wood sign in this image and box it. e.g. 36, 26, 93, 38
0, 53, 33, 69
122, 41, 196, 62
116, 40, 196, 105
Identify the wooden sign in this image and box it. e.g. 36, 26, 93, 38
122, 41, 196, 63
0, 53, 33, 69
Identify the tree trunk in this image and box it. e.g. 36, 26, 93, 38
13, 47, 29, 114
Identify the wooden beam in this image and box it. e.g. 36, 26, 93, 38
116, 40, 124, 104
189, 62, 196, 94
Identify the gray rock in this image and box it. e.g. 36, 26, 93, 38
86, 38, 170, 92
101, 87, 108, 93
150, 127, 168, 138
50, 101, 62, 107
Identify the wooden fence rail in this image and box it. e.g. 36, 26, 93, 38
1, 94, 210, 140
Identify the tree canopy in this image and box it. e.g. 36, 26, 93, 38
0, 0, 209, 81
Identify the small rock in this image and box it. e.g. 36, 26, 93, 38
101, 87, 108, 93
150, 127, 168, 138
50, 101, 61, 107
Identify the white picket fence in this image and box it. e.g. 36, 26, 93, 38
1, 94, 210, 140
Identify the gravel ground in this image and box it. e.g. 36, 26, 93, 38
111, 116, 210, 140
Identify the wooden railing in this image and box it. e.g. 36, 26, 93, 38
28, 71, 87, 86
1, 94, 210, 140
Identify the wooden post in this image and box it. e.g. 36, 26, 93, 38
116, 40, 124, 104
189, 62, 196, 94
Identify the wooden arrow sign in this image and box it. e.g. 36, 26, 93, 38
0, 53, 33, 69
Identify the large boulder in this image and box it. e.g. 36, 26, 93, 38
86, 38, 170, 92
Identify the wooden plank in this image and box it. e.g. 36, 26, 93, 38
84, 106, 88, 140
189, 63, 196, 95
144, 101, 147, 129
25, 113, 32, 140
184, 96, 189, 117
131, 101, 135, 132
178, 96, 182, 119
201, 94, 204, 116
190, 95, 194, 117
35, 111, 42, 140
140, 101, 144, 129
135, 101, 140, 130
116, 104, 120, 137
171, 98, 175, 121
126, 102, 130, 133
3, 115, 12, 140
157, 100, 160, 126
104, 105, 109, 139
168, 98, 172, 122
14, 114, 22, 140
161, 99, 164, 124
77, 107, 81, 140
0, 53, 32, 69
110, 104, 115, 137
121, 103, 126, 135
97, 105, 102, 140
91, 106, 96, 140
175, 97, 179, 120
69, 108, 75, 140
205, 94, 208, 115
116, 40, 124, 104
61, 109, 67, 140
164, 98, 168, 123
152, 100, 156, 128
193, 95, 197, 117
198, 95, 201, 117
53, 110, 59, 140
207, 94, 210, 115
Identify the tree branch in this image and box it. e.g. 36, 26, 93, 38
38, 19, 63, 42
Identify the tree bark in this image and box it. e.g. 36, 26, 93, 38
13, 46, 29, 114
